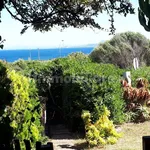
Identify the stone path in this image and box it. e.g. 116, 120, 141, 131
50, 124, 84, 150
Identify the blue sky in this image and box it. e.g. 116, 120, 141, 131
0, 0, 150, 49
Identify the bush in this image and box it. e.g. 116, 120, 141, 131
0, 62, 44, 149
81, 106, 122, 147
121, 67, 150, 122
7, 70, 44, 148
90, 32, 150, 68
0, 62, 13, 148
125, 106, 150, 123
10, 54, 126, 133
131, 67, 150, 87
54, 56, 125, 126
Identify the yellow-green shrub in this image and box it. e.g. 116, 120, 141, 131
81, 106, 122, 147
5, 70, 43, 148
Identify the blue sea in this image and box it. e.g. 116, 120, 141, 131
0, 47, 95, 62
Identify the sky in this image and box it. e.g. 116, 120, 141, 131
0, 0, 150, 50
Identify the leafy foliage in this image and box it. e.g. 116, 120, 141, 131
0, 62, 13, 148
0, 62, 44, 149
53, 55, 125, 124
7, 70, 43, 147
131, 67, 150, 87
122, 69, 150, 122
81, 106, 121, 147
11, 53, 150, 138
125, 105, 150, 123
1, 0, 134, 34
90, 32, 150, 68
12, 60, 56, 96
11, 54, 125, 131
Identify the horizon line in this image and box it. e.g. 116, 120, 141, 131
3, 44, 98, 50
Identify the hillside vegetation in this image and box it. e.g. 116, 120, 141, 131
9, 51, 150, 148
1, 32, 150, 148
90, 32, 150, 68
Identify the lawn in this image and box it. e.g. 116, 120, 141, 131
102, 121, 150, 150
75, 121, 150, 150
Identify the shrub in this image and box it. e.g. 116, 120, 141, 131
56, 57, 125, 127
125, 106, 150, 123
8, 70, 44, 147
122, 70, 150, 123
0, 68, 44, 149
81, 106, 122, 147
10, 55, 126, 132
0, 62, 13, 148
90, 32, 150, 68
131, 67, 150, 87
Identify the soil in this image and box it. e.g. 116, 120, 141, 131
50, 124, 85, 150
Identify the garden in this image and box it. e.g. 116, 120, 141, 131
0, 0, 150, 149
1, 32, 150, 149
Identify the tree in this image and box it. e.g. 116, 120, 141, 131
0, 0, 134, 34
90, 32, 150, 68
138, 0, 150, 32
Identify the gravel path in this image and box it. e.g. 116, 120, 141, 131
50, 124, 84, 150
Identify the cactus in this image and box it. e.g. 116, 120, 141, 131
138, 0, 150, 31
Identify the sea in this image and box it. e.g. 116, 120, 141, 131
0, 47, 95, 62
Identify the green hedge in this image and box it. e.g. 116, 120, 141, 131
11, 54, 126, 127
0, 62, 44, 149
54, 54, 125, 125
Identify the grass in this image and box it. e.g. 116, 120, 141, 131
75, 121, 150, 150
